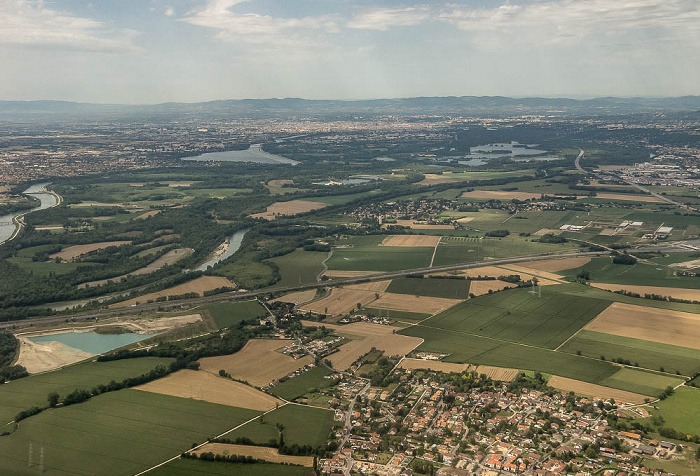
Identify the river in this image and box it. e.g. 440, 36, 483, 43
0, 183, 59, 246
195, 228, 248, 271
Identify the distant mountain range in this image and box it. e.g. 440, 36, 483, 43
1, 96, 699, 121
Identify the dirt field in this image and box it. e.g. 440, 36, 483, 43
199, 339, 313, 387
474, 365, 518, 381
15, 337, 94, 373
323, 270, 382, 278
371, 293, 461, 314
399, 358, 469, 373
593, 193, 664, 203
267, 179, 294, 188
589, 283, 700, 302
382, 219, 454, 230
492, 264, 565, 284
417, 174, 463, 185
50, 241, 132, 261
670, 258, 700, 270
136, 210, 161, 219
250, 200, 327, 220
79, 248, 194, 288
460, 190, 542, 201
533, 228, 563, 236
272, 289, 317, 305
380, 235, 441, 247
121, 314, 202, 333
193, 443, 313, 467
300, 321, 423, 370
135, 369, 281, 411
585, 302, 700, 350
301, 288, 379, 315
111, 276, 235, 308
346, 280, 392, 293
548, 376, 647, 404
468, 280, 516, 296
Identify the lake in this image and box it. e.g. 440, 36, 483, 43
29, 331, 156, 355
182, 144, 299, 165
0, 183, 59, 246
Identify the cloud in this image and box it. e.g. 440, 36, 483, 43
346, 6, 431, 31
165, 7, 175, 17
0, 0, 140, 53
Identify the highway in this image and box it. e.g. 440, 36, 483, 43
0, 250, 610, 331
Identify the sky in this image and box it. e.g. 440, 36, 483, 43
0, 0, 698, 103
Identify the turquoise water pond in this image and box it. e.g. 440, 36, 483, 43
29, 331, 156, 355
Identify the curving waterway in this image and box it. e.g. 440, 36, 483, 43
0, 183, 59, 246
195, 228, 248, 271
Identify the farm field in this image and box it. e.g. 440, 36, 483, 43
301, 287, 378, 315
584, 302, 700, 350
381, 219, 454, 230
193, 443, 314, 466
0, 389, 260, 476
326, 235, 433, 271
250, 200, 327, 220
468, 280, 515, 296
272, 289, 318, 305
266, 249, 328, 287
0, 357, 173, 426
460, 190, 544, 200
148, 459, 315, 476
589, 282, 700, 301
564, 257, 700, 289
198, 339, 313, 387
370, 292, 462, 315
547, 376, 647, 404
135, 369, 282, 411
589, 192, 664, 203
598, 368, 684, 397
399, 358, 469, 373
380, 235, 441, 247
362, 308, 431, 322
224, 404, 336, 448
419, 287, 610, 349
111, 276, 235, 308
49, 240, 132, 261
386, 277, 470, 299
523, 256, 592, 272
205, 300, 269, 329
637, 387, 700, 436
560, 330, 700, 376
268, 365, 335, 401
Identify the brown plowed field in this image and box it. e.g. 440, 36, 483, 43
250, 200, 327, 220
50, 241, 132, 261
346, 280, 392, 293
589, 283, 700, 302
524, 257, 592, 272
111, 276, 235, 308
194, 443, 313, 467
460, 190, 543, 201
585, 302, 700, 350
399, 359, 469, 373
272, 289, 317, 305
371, 293, 461, 314
468, 280, 516, 296
134, 369, 281, 411
199, 339, 313, 387
380, 235, 441, 247
301, 288, 378, 315
474, 365, 518, 381
548, 376, 647, 404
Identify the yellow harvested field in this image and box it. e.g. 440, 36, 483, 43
474, 365, 518, 381
380, 235, 441, 247
50, 241, 132, 262
399, 359, 469, 373
594, 193, 664, 203
548, 376, 647, 404
417, 174, 463, 185
456, 217, 474, 224
589, 283, 700, 303
194, 444, 313, 467
468, 280, 516, 296
199, 339, 313, 387
136, 210, 160, 219
371, 293, 461, 314
272, 289, 317, 305
79, 248, 194, 288
301, 321, 423, 370
497, 264, 565, 283
323, 270, 382, 278
669, 258, 700, 270
135, 369, 281, 411
111, 276, 235, 308
250, 200, 327, 220
346, 280, 392, 293
301, 288, 378, 315
267, 179, 294, 187
382, 219, 454, 230
461, 190, 542, 201
533, 228, 563, 236
585, 302, 700, 350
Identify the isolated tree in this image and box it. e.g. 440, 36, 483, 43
47, 392, 59, 407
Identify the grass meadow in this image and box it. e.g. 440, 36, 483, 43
267, 249, 328, 287
268, 366, 335, 401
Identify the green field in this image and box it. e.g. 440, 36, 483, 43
149, 459, 315, 476
562, 257, 700, 289
418, 287, 609, 349
599, 368, 684, 397
0, 357, 174, 425
206, 300, 269, 329
638, 387, 700, 436
268, 366, 335, 401
386, 277, 470, 299
225, 404, 336, 448
326, 236, 433, 272
560, 330, 700, 376
267, 249, 328, 287
0, 389, 260, 476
